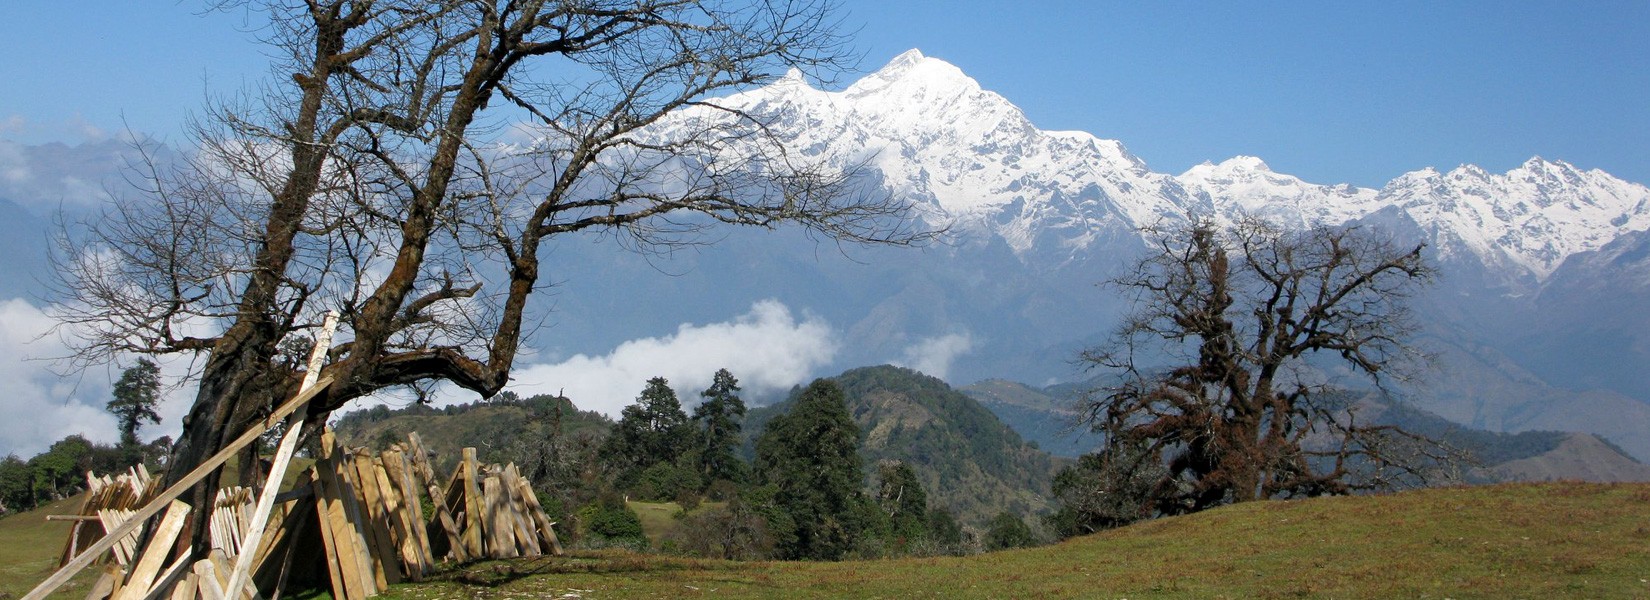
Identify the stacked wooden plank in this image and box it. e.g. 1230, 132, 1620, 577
440, 448, 565, 561
75, 499, 261, 600
38, 427, 564, 600
207, 487, 254, 559
56, 465, 163, 568
305, 432, 564, 600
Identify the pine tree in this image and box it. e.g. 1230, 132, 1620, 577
108, 359, 162, 452
602, 377, 698, 498
754, 378, 870, 560
693, 368, 748, 484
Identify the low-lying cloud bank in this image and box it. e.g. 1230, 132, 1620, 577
0, 298, 195, 457
505, 299, 837, 417
0, 295, 965, 456
893, 332, 975, 381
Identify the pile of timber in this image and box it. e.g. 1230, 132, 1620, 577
36, 429, 562, 600
51, 465, 164, 569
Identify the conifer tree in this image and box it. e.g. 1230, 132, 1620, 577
754, 379, 870, 560
107, 358, 162, 452
602, 377, 697, 497
694, 368, 748, 484
875, 460, 930, 547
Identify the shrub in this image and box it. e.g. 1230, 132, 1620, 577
577, 500, 647, 549
659, 499, 775, 560
984, 511, 1037, 551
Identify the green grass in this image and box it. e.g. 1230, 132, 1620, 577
0, 495, 106, 600
381, 482, 1650, 599
8, 483, 1649, 599
625, 500, 727, 546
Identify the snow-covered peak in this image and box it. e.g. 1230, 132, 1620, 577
692, 49, 1178, 241
1178, 156, 1377, 227
1376, 158, 1650, 278
844, 48, 980, 99
641, 51, 1650, 278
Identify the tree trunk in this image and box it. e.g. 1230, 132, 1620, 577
164, 325, 296, 556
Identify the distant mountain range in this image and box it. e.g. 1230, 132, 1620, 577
648, 49, 1650, 460
5, 50, 1647, 464
959, 375, 1650, 484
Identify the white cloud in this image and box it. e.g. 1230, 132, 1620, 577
0, 115, 24, 136
0, 298, 197, 458
506, 299, 837, 417
893, 332, 975, 381
0, 140, 31, 184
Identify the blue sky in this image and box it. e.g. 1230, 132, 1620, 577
3, 1, 1646, 187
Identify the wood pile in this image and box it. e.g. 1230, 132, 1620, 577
52, 465, 164, 569
37, 429, 562, 600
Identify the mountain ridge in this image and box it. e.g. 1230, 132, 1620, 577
680, 50, 1650, 282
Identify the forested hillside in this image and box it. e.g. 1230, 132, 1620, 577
747, 366, 1062, 524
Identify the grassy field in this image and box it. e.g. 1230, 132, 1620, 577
625, 500, 727, 546
383, 482, 1650, 599
6, 482, 1649, 599
0, 495, 106, 600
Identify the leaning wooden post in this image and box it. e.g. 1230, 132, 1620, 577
20, 376, 336, 600
223, 311, 338, 599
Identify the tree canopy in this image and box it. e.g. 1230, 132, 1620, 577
108, 358, 162, 451
753, 378, 869, 560
602, 377, 697, 499
693, 368, 747, 484
1075, 218, 1452, 518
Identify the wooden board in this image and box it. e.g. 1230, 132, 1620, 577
406, 434, 467, 563
112, 500, 189, 600
497, 465, 540, 556
458, 450, 484, 559
479, 472, 518, 559
24, 376, 334, 600
378, 449, 430, 576
308, 471, 354, 600
348, 450, 401, 586
368, 454, 418, 578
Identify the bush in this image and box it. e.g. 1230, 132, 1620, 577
577, 500, 647, 549
705, 478, 740, 502
659, 499, 775, 560
674, 487, 702, 511
983, 511, 1037, 551
630, 461, 701, 502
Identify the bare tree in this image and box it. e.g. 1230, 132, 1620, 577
52, 0, 926, 553
1076, 218, 1454, 517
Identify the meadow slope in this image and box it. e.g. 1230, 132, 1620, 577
5, 482, 1647, 599
378, 482, 1650, 599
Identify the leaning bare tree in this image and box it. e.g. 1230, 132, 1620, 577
1075, 218, 1454, 518
52, 0, 924, 553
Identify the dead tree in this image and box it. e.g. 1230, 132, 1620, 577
53, 0, 927, 554
1078, 218, 1455, 517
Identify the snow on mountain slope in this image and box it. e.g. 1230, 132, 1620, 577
657, 50, 1650, 280
1372, 159, 1650, 278
691, 49, 1191, 258
1177, 156, 1379, 228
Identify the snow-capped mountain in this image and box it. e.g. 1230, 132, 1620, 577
8, 50, 1648, 461
1369, 159, 1650, 279
682, 49, 1650, 282
633, 49, 1650, 459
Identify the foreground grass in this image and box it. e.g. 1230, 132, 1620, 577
0, 495, 105, 600
385, 482, 1650, 599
